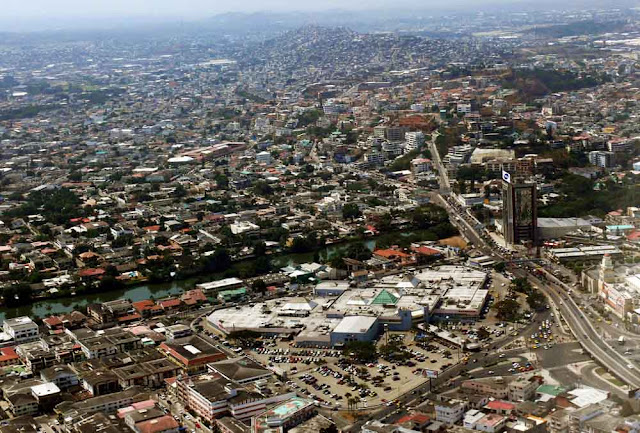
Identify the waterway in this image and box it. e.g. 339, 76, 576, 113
0, 230, 435, 323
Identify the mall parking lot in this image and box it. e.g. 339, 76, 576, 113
249, 336, 467, 407
246, 319, 527, 407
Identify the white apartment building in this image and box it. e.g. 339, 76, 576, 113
464, 409, 486, 429
365, 151, 385, 167
256, 151, 272, 165
457, 103, 472, 114
588, 151, 614, 168
508, 377, 539, 401
405, 131, 425, 150
436, 399, 467, 424
3, 317, 39, 343
411, 158, 432, 175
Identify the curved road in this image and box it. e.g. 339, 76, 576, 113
436, 191, 640, 389
520, 269, 640, 388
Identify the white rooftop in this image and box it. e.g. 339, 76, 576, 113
332, 316, 378, 335
197, 278, 243, 291
31, 382, 61, 397
4, 316, 36, 327
567, 387, 608, 408
184, 345, 202, 355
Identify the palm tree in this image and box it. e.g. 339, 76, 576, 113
349, 397, 359, 411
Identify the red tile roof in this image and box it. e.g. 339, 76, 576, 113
135, 416, 179, 433
181, 289, 207, 304
77, 268, 105, 278
159, 299, 182, 309
117, 313, 142, 323
43, 316, 63, 327
396, 413, 430, 425
0, 347, 19, 363
411, 246, 442, 256
486, 400, 516, 411
373, 248, 411, 259
132, 300, 156, 313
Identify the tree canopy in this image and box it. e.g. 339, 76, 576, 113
5, 187, 83, 225
342, 203, 362, 220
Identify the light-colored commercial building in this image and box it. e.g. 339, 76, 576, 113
436, 399, 467, 424
3, 317, 39, 344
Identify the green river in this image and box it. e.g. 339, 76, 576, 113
0, 230, 440, 323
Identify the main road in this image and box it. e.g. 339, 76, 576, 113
427, 132, 451, 194
437, 192, 640, 389
518, 268, 640, 388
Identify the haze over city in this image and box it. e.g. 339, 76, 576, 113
3, 1, 640, 433
1, 0, 637, 31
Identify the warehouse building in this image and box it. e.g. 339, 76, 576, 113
329, 316, 379, 346
537, 217, 593, 240
207, 266, 489, 346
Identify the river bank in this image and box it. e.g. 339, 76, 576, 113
0, 229, 440, 323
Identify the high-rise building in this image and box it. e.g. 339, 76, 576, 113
405, 131, 425, 151
502, 173, 538, 245
588, 150, 614, 168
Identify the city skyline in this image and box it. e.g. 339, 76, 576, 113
1, 0, 635, 32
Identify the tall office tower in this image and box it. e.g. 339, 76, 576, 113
502, 171, 538, 246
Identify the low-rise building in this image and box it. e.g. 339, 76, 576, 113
173, 374, 295, 423
56, 387, 149, 416
436, 399, 468, 424
40, 365, 79, 390
158, 335, 226, 374
208, 357, 273, 384
113, 358, 181, 389
3, 317, 39, 344
251, 397, 316, 433
464, 409, 486, 429
165, 324, 192, 341
508, 377, 540, 402
476, 414, 506, 433
81, 369, 120, 396
330, 316, 379, 346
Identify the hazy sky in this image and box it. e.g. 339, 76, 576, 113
1, 0, 488, 32
2, 0, 623, 32
7, 0, 429, 19
5, 0, 553, 20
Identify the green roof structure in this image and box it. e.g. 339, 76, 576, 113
218, 287, 247, 301
372, 289, 399, 305
536, 384, 566, 397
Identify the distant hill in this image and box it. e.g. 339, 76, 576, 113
523, 20, 629, 38
501, 68, 611, 99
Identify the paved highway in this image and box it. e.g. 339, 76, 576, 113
437, 192, 640, 389
427, 133, 451, 194
519, 268, 640, 388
